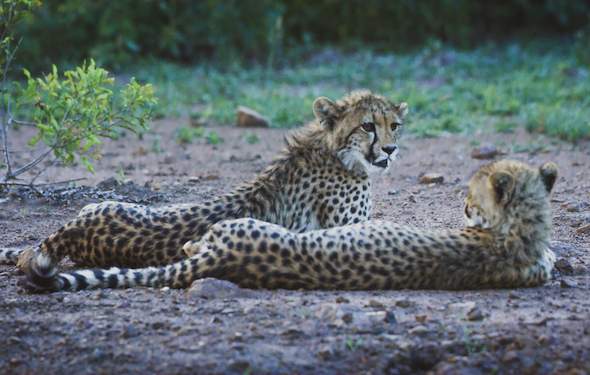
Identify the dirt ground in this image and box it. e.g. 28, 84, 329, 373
1, 119, 589, 374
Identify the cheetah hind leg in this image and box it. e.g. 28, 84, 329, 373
182, 239, 205, 257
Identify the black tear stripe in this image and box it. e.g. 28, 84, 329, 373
368, 129, 379, 162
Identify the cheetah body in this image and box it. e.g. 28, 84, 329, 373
26, 160, 559, 292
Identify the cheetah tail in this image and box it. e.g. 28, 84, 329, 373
0, 247, 26, 265
23, 255, 199, 293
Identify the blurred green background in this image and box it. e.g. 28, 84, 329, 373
14, 0, 590, 141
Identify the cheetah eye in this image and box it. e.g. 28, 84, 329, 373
361, 122, 375, 132
391, 122, 402, 131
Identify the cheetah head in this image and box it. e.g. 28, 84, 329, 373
312, 91, 409, 176
464, 160, 557, 232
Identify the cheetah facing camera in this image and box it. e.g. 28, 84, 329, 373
1, 91, 409, 274
24, 160, 558, 292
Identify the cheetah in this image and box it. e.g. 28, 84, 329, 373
23, 159, 558, 292
1, 91, 409, 274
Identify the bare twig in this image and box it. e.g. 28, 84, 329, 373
8, 148, 53, 178
0, 177, 86, 188
29, 156, 57, 185
11, 119, 36, 127
1, 108, 12, 177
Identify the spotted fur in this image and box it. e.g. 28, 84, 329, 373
23, 160, 558, 292
3, 91, 409, 276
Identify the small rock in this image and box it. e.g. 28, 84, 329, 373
415, 314, 428, 323
187, 278, 255, 299
236, 106, 270, 128
384, 311, 397, 324
408, 325, 429, 336
560, 278, 578, 288
395, 299, 412, 308
508, 291, 521, 299
502, 350, 519, 363
317, 346, 334, 360
335, 296, 350, 304
341, 312, 354, 324
419, 173, 444, 184
97, 177, 120, 190
576, 223, 590, 235
368, 299, 385, 309
448, 301, 476, 314
466, 306, 485, 321
471, 144, 502, 159
555, 258, 574, 275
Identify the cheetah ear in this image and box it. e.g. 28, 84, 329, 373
489, 171, 515, 205
313, 97, 339, 129
539, 162, 558, 193
397, 102, 409, 118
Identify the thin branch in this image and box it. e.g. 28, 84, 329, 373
35, 177, 86, 186
1, 105, 12, 177
0, 177, 86, 189
30, 156, 57, 185
8, 148, 53, 178
12, 119, 36, 127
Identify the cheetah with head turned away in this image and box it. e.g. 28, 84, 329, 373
1, 91, 409, 277
23, 160, 558, 292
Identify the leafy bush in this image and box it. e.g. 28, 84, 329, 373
1, 0, 156, 185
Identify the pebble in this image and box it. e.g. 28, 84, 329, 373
368, 299, 385, 309
466, 307, 485, 321
335, 296, 350, 303
408, 325, 429, 336
576, 223, 590, 235
395, 299, 412, 308
560, 278, 578, 288
554, 258, 574, 275
236, 106, 270, 128
471, 144, 502, 159
419, 173, 444, 184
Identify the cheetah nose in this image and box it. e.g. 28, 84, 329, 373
382, 145, 397, 155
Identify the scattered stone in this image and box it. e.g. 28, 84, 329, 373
448, 301, 476, 314
508, 291, 521, 299
466, 306, 485, 321
419, 173, 444, 184
187, 278, 255, 299
335, 296, 350, 304
236, 106, 270, 128
561, 201, 588, 212
554, 258, 574, 275
502, 350, 519, 363
388, 189, 399, 196
471, 144, 503, 159
408, 325, 429, 336
317, 347, 333, 360
384, 311, 397, 324
163, 155, 175, 164
368, 299, 385, 309
97, 177, 120, 190
395, 299, 412, 308
560, 278, 578, 288
576, 223, 590, 235
415, 314, 428, 323
341, 312, 354, 324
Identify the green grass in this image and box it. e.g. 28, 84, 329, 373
129, 41, 590, 142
